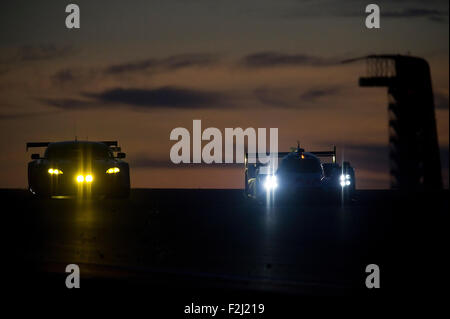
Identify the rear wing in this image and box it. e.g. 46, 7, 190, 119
245, 146, 336, 168
26, 140, 122, 152
311, 146, 336, 163
245, 146, 336, 176
26, 142, 50, 151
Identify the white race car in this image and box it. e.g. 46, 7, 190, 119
244, 146, 355, 203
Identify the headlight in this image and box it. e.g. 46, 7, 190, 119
76, 174, 93, 183
106, 167, 120, 174
264, 175, 278, 190
48, 168, 63, 175
340, 174, 351, 187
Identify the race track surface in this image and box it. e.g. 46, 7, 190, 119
4, 189, 447, 301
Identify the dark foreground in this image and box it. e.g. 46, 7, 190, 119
4, 189, 448, 312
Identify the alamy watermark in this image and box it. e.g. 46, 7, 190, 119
65, 264, 80, 288
64, 4, 381, 30
169, 120, 279, 172
365, 264, 380, 289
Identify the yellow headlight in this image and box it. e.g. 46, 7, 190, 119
48, 168, 63, 175
106, 167, 120, 174
85, 175, 93, 183
76, 175, 84, 183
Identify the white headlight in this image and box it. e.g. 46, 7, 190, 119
340, 175, 352, 187
264, 175, 278, 190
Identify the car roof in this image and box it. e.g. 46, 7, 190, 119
283, 151, 320, 161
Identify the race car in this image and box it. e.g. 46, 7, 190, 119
244, 145, 355, 203
26, 140, 130, 198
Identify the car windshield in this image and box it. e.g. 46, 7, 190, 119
279, 157, 322, 173
323, 164, 340, 177
45, 143, 111, 160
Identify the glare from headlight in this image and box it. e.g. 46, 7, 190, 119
48, 168, 63, 175
340, 174, 352, 187
106, 167, 120, 174
264, 175, 278, 190
76, 175, 84, 183
85, 175, 93, 183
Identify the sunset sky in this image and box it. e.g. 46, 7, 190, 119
1, 0, 448, 189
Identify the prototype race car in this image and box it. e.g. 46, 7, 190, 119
27, 140, 130, 198
244, 145, 355, 203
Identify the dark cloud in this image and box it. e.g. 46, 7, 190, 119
105, 53, 219, 75
40, 98, 95, 110
253, 86, 340, 108
42, 86, 227, 110
105, 59, 157, 75
5, 45, 73, 64
162, 54, 218, 69
44, 84, 342, 111
383, 8, 448, 21
282, 1, 448, 23
50, 53, 219, 86
428, 15, 448, 23
86, 87, 226, 109
51, 67, 99, 86
240, 52, 335, 68
300, 87, 340, 102
51, 69, 79, 85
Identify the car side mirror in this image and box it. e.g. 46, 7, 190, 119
116, 152, 126, 159
31, 153, 40, 160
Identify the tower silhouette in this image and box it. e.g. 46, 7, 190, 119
346, 55, 442, 190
